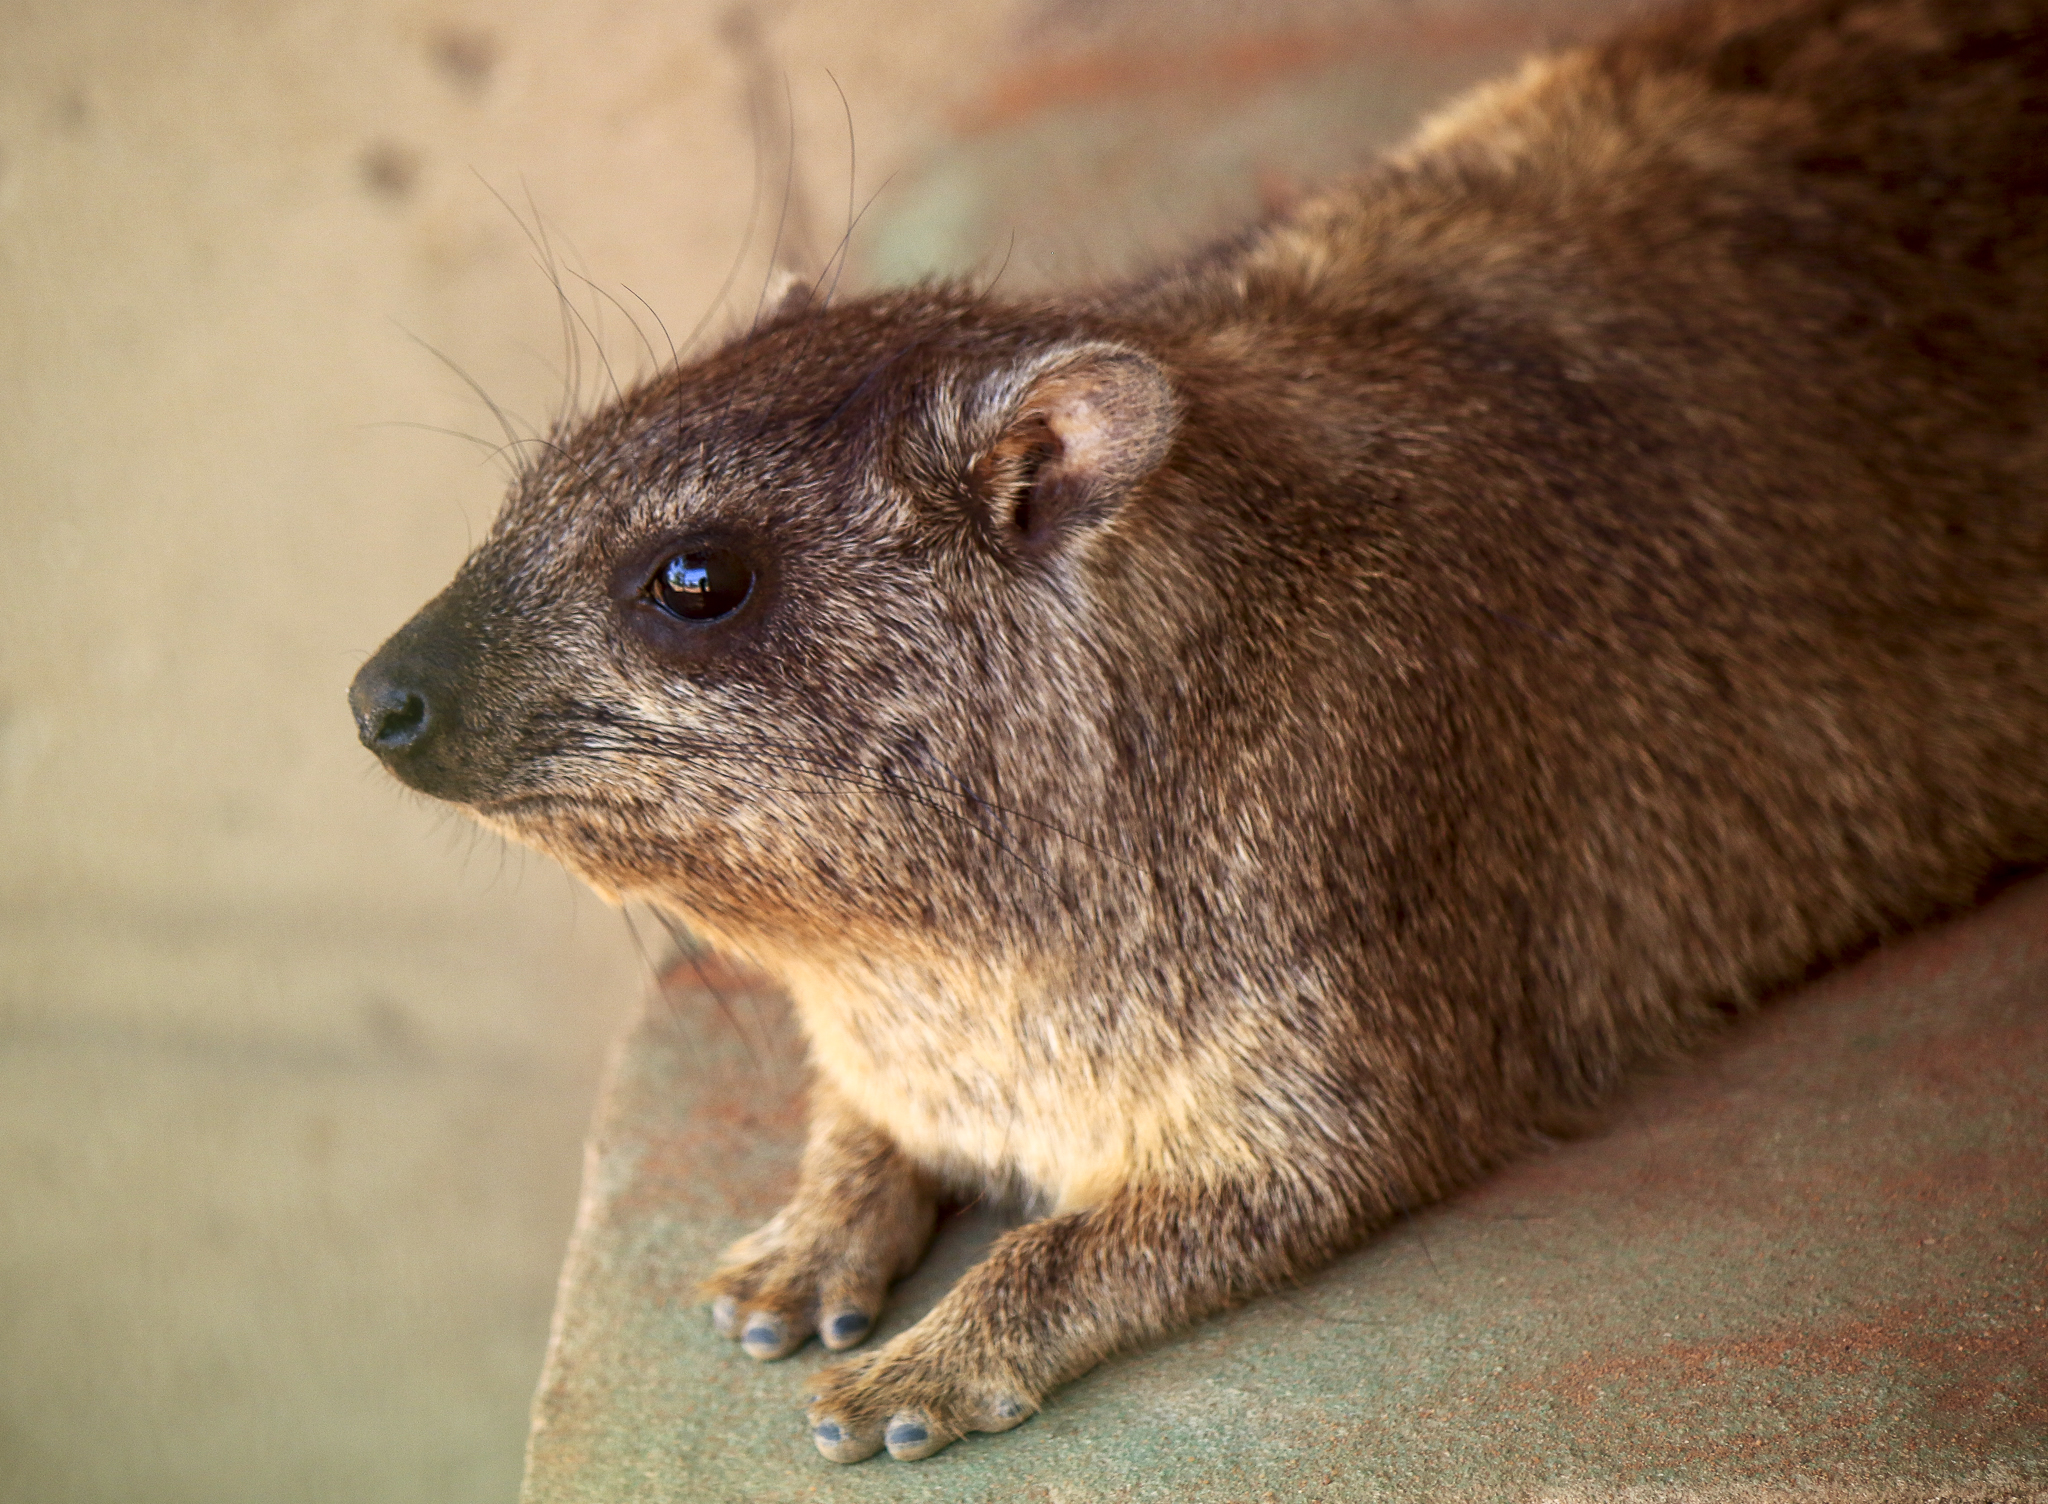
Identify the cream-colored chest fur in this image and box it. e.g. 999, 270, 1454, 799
776, 957, 1252, 1212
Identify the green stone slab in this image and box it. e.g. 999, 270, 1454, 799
520, 881, 2048, 1503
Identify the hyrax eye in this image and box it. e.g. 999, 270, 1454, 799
648, 548, 754, 622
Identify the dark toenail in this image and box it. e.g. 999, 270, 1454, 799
743, 1322, 779, 1347
993, 1397, 1023, 1419
886, 1421, 928, 1447
828, 1311, 870, 1342
813, 1421, 844, 1445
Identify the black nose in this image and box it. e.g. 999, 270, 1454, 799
349, 593, 486, 800
349, 668, 434, 755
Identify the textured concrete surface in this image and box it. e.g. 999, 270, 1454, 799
524, 881, 2048, 1504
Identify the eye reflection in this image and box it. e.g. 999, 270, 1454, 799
650, 548, 754, 622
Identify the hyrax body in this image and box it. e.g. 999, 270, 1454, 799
352, 0, 2048, 1463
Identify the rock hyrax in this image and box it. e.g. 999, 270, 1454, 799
351, 0, 2048, 1464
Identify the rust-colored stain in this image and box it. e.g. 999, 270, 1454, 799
1528, 1295, 2048, 1456
949, 13, 1567, 135
1878, 1147, 2048, 1216
597, 965, 809, 1234
1885, 1018, 2048, 1099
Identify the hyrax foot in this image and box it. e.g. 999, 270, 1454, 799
806, 1330, 1036, 1463
798, 1179, 1346, 1461
699, 1115, 935, 1362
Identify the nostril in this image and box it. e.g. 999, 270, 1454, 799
369, 689, 429, 751
350, 666, 439, 757
351, 600, 476, 792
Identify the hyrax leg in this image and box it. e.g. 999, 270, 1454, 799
699, 1087, 937, 1360
806, 1176, 1348, 1463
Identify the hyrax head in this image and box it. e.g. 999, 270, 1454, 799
350, 290, 1180, 959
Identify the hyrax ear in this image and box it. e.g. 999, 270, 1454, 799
968, 344, 1177, 556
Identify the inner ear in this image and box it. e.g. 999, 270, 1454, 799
970, 346, 1177, 555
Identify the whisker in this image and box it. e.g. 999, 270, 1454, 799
739, 728, 1137, 869
360, 419, 506, 460
522, 178, 626, 409
566, 264, 661, 380
485, 433, 610, 496
657, 908, 783, 1073
752, 71, 804, 330
394, 322, 529, 451
620, 281, 680, 370
681, 97, 768, 359
981, 228, 1019, 300
554, 726, 1072, 903
556, 700, 1135, 873
818, 171, 901, 311
816, 67, 857, 306
585, 714, 1108, 864
638, 903, 766, 1069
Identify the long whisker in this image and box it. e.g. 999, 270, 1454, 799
815, 68, 858, 307
739, 730, 1137, 869
752, 72, 804, 330
566, 265, 662, 379
594, 732, 1057, 878
522, 178, 626, 409
563, 705, 1130, 867
484, 434, 610, 496
620, 282, 680, 369
682, 97, 769, 360
395, 323, 528, 450
360, 419, 505, 459
552, 726, 1071, 902
636, 903, 766, 1069
818, 171, 901, 311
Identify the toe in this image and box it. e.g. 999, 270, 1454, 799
884, 1410, 955, 1461
739, 1311, 807, 1360
820, 1307, 873, 1350
816, 1268, 887, 1350
709, 1295, 739, 1338
978, 1394, 1034, 1432
810, 1416, 884, 1464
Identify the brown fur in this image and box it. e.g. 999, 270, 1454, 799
351, 0, 2048, 1463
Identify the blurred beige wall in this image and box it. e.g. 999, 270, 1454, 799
0, 3, 1013, 1499
0, 0, 1631, 1499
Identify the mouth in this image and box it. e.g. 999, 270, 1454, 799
470, 788, 678, 846
465, 790, 610, 843
473, 792, 566, 817
465, 792, 636, 884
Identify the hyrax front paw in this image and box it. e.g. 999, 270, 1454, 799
700, 1151, 935, 1361
806, 1330, 1037, 1463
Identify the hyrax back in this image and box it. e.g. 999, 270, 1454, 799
351, 0, 2048, 1463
